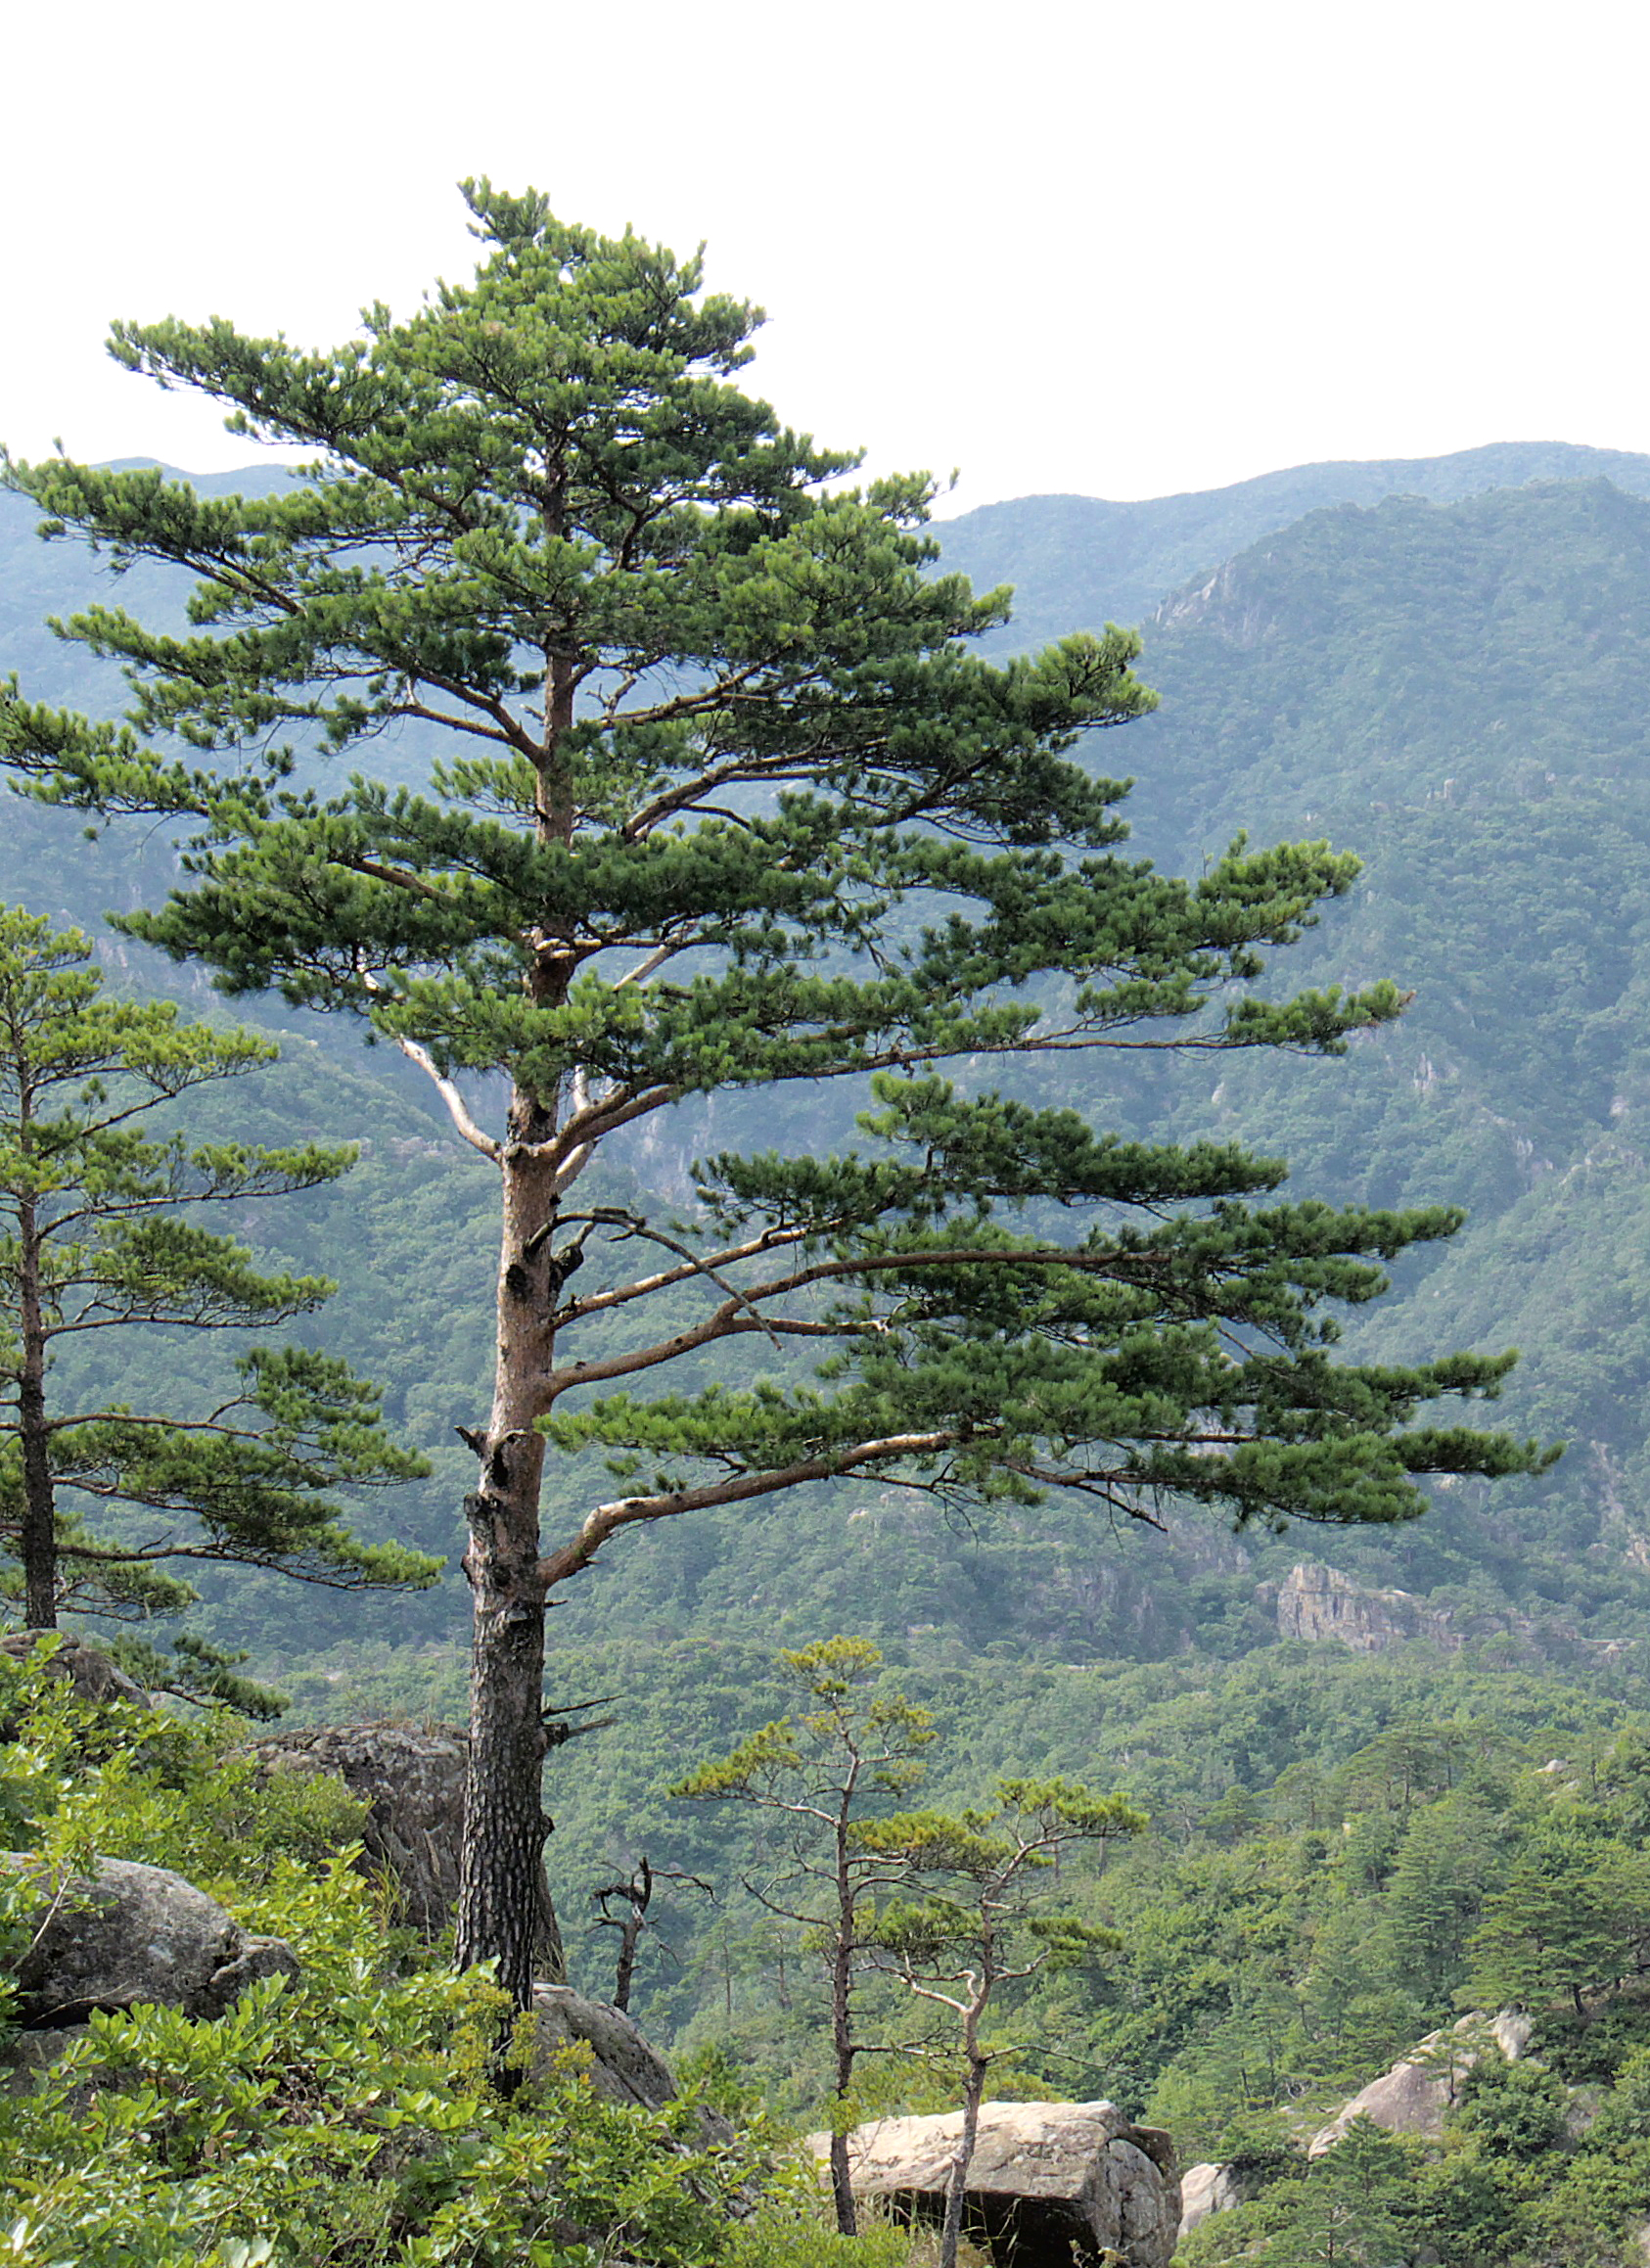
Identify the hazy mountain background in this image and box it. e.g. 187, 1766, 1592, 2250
11, 439, 1650, 2017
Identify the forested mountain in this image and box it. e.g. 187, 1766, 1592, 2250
9, 448, 1650, 1680
933, 440, 1650, 646
14, 443, 1650, 2129
18, 431, 1650, 2268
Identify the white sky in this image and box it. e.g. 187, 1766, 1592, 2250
4, 0, 1648, 514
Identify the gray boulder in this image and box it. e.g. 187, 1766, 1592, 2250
249, 1722, 566, 1979
826, 2099, 1179, 2268
531, 1983, 680, 2108
0, 1633, 150, 1719
530, 1985, 734, 2146
4, 1855, 297, 2026
251, 1722, 466, 1934
1308, 2011, 1534, 2154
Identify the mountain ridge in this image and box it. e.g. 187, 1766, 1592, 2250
934, 439, 1650, 644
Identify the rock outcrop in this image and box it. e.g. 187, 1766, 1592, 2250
249, 1720, 566, 1979
1273, 1562, 1456, 1654
0, 1633, 150, 1717
531, 1985, 682, 2110
4, 1855, 297, 2028
827, 2099, 1179, 2268
1271, 1562, 1543, 1657
1173, 2013, 1535, 2240
1308, 2012, 1533, 2154
251, 1722, 466, 1933
531, 1986, 734, 2148
1177, 2160, 1247, 2235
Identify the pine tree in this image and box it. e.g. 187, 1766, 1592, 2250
674, 1635, 937, 2235
1467, 1816, 1650, 2019
0, 907, 435, 1690
0, 181, 1550, 2008
857, 1780, 1144, 2268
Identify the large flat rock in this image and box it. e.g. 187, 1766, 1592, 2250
827, 2098, 1180, 2267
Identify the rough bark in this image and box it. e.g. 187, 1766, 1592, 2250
455, 1107, 560, 2012
17, 1196, 56, 1630
457, 608, 575, 2014
831, 1805, 860, 2235
456, 1482, 549, 2011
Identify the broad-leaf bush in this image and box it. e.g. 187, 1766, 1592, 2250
0, 1649, 893, 2267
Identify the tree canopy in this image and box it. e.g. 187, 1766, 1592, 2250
0, 907, 435, 1693
0, 179, 1549, 2002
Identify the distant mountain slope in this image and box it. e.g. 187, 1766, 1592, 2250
550, 472, 1650, 1666
934, 440, 1650, 644
1124, 476, 1650, 862
12, 449, 1650, 1680
0, 461, 292, 708
11, 441, 1648, 703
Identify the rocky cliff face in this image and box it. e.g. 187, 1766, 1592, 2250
1178, 2012, 1536, 2246
249, 1721, 566, 1978
1272, 1562, 1457, 1653
1269, 1560, 1547, 1656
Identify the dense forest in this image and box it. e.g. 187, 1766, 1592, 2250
9, 336, 1650, 2265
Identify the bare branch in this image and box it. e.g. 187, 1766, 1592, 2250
355, 975, 501, 1160
390, 1036, 502, 1161
536, 1427, 961, 1589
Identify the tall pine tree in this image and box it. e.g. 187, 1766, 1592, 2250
0, 182, 1549, 2009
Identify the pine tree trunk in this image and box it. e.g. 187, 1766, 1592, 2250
830, 1811, 859, 2235
940, 2054, 986, 2268
457, 1486, 548, 2009
612, 1911, 642, 2012
455, 1118, 559, 2018
457, 624, 578, 2025
829, 2131, 857, 2243
941, 1958, 993, 2268
17, 1198, 57, 1630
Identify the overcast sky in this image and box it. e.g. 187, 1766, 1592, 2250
5, 0, 1645, 515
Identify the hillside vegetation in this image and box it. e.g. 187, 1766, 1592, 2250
12, 446, 1650, 2259
13, 453, 1650, 1680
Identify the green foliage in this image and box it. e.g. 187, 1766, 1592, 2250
1452, 2056, 1569, 2160
932, 442, 1650, 652
7, 442, 1650, 1684
2, 1967, 771, 2268
722, 2203, 911, 2268
0, 1641, 366, 1914
0, 185, 1545, 1592
1465, 1809, 1650, 2018
674, 1636, 936, 1813
0, 1654, 868, 2268
0, 905, 435, 1663
1178, 2113, 1514, 2268
856, 1778, 1141, 2087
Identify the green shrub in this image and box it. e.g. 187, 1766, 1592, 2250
0, 1652, 878, 2267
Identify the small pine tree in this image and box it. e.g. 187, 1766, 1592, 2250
0, 907, 435, 1689
675, 1636, 937, 2235
857, 1779, 1145, 2268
